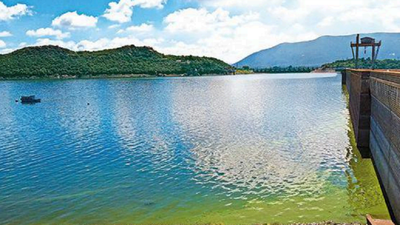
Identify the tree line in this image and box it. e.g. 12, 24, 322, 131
323, 58, 400, 69
252, 66, 318, 73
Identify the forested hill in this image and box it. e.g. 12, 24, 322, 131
323, 58, 400, 69
0, 45, 231, 78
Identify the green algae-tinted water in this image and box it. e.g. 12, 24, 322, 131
0, 73, 390, 224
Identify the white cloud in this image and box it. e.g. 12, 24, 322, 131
108, 24, 121, 29
317, 17, 334, 27
198, 0, 400, 33
126, 23, 154, 32
161, 8, 311, 63
172, 0, 400, 62
27, 36, 163, 53
34, 38, 77, 49
12, 0, 400, 64
26, 28, 70, 39
33, 7, 315, 63
164, 8, 259, 34
0, 48, 13, 54
103, 0, 166, 23
52, 12, 98, 29
0, 1, 31, 21
202, 0, 284, 9
267, 6, 310, 23
118, 23, 154, 34
132, 0, 166, 8
0, 31, 12, 37
0, 40, 6, 48
75, 37, 163, 51
103, 0, 134, 23
0, 41, 25, 54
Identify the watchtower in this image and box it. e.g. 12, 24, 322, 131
350, 34, 382, 69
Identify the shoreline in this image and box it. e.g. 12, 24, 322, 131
311, 68, 337, 73
0, 71, 336, 81
0, 73, 234, 81
0, 73, 258, 81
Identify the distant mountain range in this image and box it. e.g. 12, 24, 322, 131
235, 32, 400, 68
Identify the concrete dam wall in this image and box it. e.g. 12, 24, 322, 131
344, 69, 400, 223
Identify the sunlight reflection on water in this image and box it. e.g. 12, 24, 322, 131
0, 73, 389, 224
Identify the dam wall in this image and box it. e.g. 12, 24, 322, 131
344, 69, 400, 223
345, 70, 371, 154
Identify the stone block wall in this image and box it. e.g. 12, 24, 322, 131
345, 69, 400, 223
370, 71, 400, 222
346, 70, 371, 154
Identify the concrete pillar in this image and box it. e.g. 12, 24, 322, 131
346, 69, 371, 157
341, 70, 346, 85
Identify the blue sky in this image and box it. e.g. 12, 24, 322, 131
0, 0, 399, 63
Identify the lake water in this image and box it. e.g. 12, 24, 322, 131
0, 73, 390, 224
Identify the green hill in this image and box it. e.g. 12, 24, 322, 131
323, 58, 400, 69
0, 45, 231, 78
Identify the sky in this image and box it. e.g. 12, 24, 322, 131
0, 0, 400, 63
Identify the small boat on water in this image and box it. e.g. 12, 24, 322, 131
20, 95, 41, 104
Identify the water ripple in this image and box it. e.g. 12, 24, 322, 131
0, 74, 389, 224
